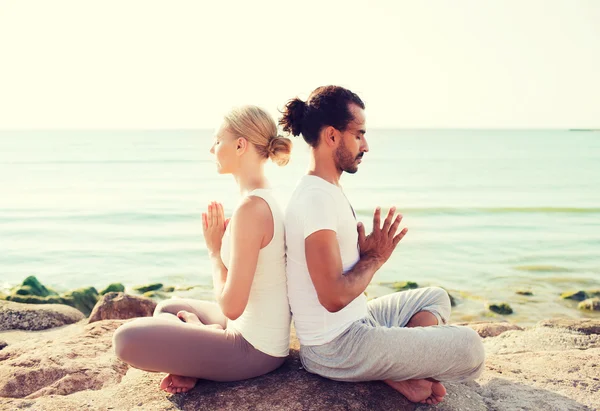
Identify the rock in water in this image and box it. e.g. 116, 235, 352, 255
0, 300, 84, 331
132, 283, 163, 293
578, 297, 600, 311
99, 283, 125, 295
560, 290, 588, 301
487, 303, 513, 315
88, 292, 157, 323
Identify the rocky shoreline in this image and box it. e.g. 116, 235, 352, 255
0, 276, 599, 410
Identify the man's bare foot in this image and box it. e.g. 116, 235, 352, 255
384, 378, 446, 405
160, 374, 198, 394
177, 310, 223, 330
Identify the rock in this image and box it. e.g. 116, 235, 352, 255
88, 292, 156, 324
537, 318, 600, 335
455, 321, 523, 338
380, 281, 419, 292
560, 290, 588, 301
143, 291, 169, 300
0, 341, 7, 350
588, 289, 600, 298
62, 287, 99, 316
487, 303, 513, 315
515, 290, 533, 296
0, 300, 84, 331
0, 320, 128, 399
0, 319, 598, 410
133, 283, 163, 293
578, 297, 600, 311
22, 276, 58, 297
6, 287, 99, 316
99, 283, 125, 295
162, 286, 175, 293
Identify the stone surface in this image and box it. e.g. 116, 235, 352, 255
456, 321, 524, 338
0, 318, 598, 410
0, 341, 6, 350
88, 292, 157, 324
0, 300, 85, 331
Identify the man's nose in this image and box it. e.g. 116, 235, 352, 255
362, 139, 369, 153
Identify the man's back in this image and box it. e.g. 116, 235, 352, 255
285, 175, 368, 346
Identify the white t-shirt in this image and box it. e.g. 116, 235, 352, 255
285, 175, 368, 346
221, 188, 291, 357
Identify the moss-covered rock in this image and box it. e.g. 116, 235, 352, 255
578, 298, 600, 312
143, 291, 169, 300
488, 303, 513, 315
448, 292, 457, 307
62, 287, 99, 316
560, 290, 588, 301
6, 294, 67, 306
380, 281, 418, 292
162, 286, 175, 293
99, 283, 125, 295
23, 276, 58, 296
587, 290, 600, 298
12, 276, 58, 298
516, 290, 533, 296
133, 283, 163, 293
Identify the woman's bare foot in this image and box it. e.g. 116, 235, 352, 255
177, 310, 224, 330
384, 378, 446, 405
160, 374, 198, 394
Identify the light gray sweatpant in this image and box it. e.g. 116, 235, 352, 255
299, 287, 485, 382
112, 299, 285, 381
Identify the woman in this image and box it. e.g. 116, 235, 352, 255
113, 105, 293, 394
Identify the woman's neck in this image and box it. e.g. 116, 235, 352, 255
233, 162, 269, 196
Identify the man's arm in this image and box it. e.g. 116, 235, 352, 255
305, 207, 407, 312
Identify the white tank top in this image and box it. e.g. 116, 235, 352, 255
220, 188, 291, 357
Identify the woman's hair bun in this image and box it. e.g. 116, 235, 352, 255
279, 98, 307, 137
267, 135, 292, 167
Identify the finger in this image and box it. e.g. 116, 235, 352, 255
224, 217, 231, 230
202, 213, 208, 231
381, 206, 396, 233
210, 203, 217, 226
372, 207, 381, 232
392, 227, 408, 246
217, 203, 224, 227
388, 213, 403, 237
357, 221, 366, 245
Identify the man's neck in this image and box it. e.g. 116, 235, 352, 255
307, 151, 342, 186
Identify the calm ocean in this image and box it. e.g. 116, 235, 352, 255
1, 129, 599, 324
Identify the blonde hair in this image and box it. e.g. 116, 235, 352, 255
224, 105, 292, 166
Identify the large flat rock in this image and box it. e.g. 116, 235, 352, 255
0, 300, 85, 331
0, 319, 598, 410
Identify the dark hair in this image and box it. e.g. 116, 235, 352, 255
279, 85, 365, 147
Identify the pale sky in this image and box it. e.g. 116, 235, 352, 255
0, 0, 599, 129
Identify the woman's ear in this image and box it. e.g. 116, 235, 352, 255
236, 137, 247, 155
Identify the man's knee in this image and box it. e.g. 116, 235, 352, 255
424, 287, 452, 322
462, 328, 486, 379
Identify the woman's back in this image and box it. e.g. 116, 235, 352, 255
220, 188, 291, 357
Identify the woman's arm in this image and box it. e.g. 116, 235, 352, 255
203, 198, 271, 320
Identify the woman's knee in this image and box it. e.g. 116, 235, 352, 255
153, 299, 180, 316
112, 319, 147, 364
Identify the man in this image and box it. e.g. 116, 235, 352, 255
280, 86, 485, 405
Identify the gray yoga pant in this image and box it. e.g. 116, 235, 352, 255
299, 287, 486, 382
112, 299, 285, 382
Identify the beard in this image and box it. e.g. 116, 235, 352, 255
334, 138, 362, 174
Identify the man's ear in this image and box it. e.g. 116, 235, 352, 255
323, 126, 338, 148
